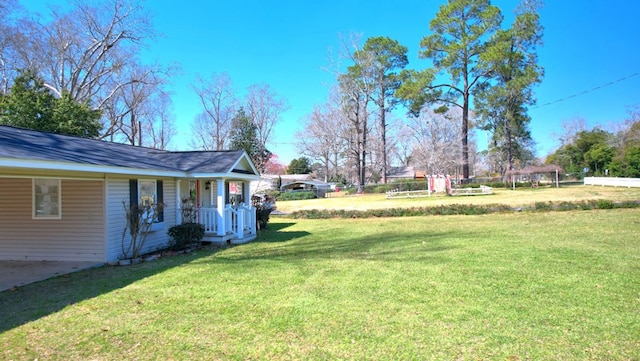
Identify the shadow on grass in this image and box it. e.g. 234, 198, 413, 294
0, 220, 459, 333
254, 221, 310, 243
0, 248, 218, 333
217, 222, 457, 264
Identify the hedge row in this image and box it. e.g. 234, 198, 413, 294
287, 199, 640, 219
277, 191, 316, 201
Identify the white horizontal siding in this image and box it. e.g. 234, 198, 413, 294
0, 178, 105, 262
105, 177, 177, 261
105, 177, 129, 261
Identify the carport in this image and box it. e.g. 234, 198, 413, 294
0, 261, 101, 291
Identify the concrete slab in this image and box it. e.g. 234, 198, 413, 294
0, 261, 102, 292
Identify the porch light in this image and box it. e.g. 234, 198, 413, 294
205, 181, 211, 190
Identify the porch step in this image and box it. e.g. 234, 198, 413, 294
202, 232, 256, 245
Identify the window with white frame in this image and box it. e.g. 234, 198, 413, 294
33, 178, 61, 219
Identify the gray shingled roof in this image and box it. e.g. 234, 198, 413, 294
0, 125, 251, 175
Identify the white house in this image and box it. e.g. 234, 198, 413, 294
0, 125, 260, 263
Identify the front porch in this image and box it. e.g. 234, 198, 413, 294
176, 178, 257, 245
197, 205, 257, 244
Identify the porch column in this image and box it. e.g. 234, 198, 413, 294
216, 179, 225, 236
175, 180, 181, 224
243, 182, 251, 204
209, 180, 215, 206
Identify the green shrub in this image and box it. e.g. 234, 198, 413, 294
533, 201, 552, 211
277, 191, 316, 201
596, 199, 615, 209
255, 204, 272, 229
618, 200, 640, 208
167, 223, 205, 251
556, 201, 581, 211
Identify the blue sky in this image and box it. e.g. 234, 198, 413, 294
25, 1, 640, 166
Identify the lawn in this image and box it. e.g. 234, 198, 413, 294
275, 184, 640, 213
1, 208, 639, 360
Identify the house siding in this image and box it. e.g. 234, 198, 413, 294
105, 177, 177, 262
0, 177, 105, 262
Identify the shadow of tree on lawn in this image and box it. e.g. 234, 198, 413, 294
0, 248, 217, 333
0, 218, 461, 333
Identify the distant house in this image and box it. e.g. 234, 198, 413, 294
251, 173, 314, 194
385, 166, 417, 181
280, 179, 331, 197
0, 126, 260, 263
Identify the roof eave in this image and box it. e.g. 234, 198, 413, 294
189, 172, 260, 181
0, 157, 186, 178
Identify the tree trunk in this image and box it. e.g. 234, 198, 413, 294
462, 93, 470, 181
381, 103, 387, 184
360, 113, 368, 192
506, 119, 514, 171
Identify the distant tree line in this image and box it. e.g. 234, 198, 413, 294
191, 75, 289, 173
0, 0, 176, 148
3, 0, 638, 182
294, 0, 544, 190
546, 112, 640, 178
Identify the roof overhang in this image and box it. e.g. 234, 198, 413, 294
188, 172, 260, 181
1, 157, 262, 180
1, 157, 187, 178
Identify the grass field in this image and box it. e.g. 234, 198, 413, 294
1, 199, 639, 359
275, 184, 640, 213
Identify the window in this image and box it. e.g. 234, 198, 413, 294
138, 179, 156, 208
129, 179, 164, 223
33, 178, 61, 219
228, 181, 243, 205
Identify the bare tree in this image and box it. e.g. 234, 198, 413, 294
191, 72, 237, 150
24, 0, 154, 107
2, 0, 163, 142
245, 83, 289, 172
556, 117, 587, 147
0, 1, 49, 95
335, 33, 377, 191
390, 120, 415, 166
0, 0, 21, 94
101, 63, 169, 146
296, 91, 348, 182
405, 107, 463, 175
143, 91, 176, 150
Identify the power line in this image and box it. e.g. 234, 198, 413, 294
533, 72, 640, 109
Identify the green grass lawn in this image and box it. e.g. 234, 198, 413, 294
1, 208, 639, 360
276, 184, 640, 213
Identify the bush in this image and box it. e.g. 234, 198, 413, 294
255, 204, 272, 229
167, 223, 205, 251
533, 201, 552, 211
278, 191, 316, 201
596, 199, 615, 209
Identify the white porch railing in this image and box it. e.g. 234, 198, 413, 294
198, 208, 218, 234
196, 204, 256, 240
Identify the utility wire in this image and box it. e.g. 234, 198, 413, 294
533, 72, 640, 109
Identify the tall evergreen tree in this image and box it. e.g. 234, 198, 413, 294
476, 0, 543, 174
0, 70, 101, 137
398, 0, 503, 181
0, 70, 56, 130
355, 36, 408, 184
229, 107, 271, 173
287, 157, 312, 174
